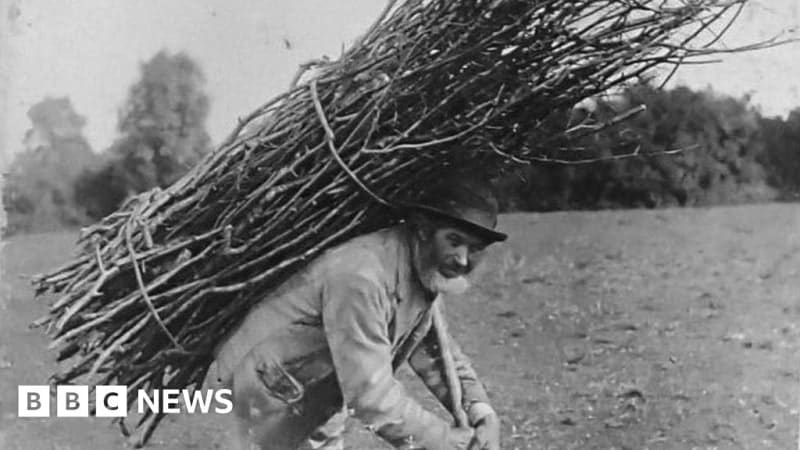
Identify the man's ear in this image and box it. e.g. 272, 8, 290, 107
409, 213, 433, 242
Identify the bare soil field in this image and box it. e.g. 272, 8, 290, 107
1, 204, 799, 449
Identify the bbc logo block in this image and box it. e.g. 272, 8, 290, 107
18, 385, 50, 417
95, 385, 128, 417
19, 385, 127, 417
56, 385, 89, 417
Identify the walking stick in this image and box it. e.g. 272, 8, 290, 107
431, 300, 470, 428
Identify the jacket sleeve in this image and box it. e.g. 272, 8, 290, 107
322, 273, 465, 450
407, 313, 494, 426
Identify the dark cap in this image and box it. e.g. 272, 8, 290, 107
402, 177, 507, 243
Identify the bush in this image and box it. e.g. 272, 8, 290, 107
2, 98, 99, 235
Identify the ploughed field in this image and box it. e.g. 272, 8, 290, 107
1, 204, 798, 449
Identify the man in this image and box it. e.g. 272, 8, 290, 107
214, 178, 506, 450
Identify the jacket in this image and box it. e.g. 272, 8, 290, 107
214, 225, 492, 449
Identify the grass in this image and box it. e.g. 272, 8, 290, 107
2, 204, 799, 449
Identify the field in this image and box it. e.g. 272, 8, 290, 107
1, 204, 799, 449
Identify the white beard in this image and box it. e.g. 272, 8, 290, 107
428, 270, 471, 295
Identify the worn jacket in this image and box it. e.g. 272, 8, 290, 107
214, 225, 493, 449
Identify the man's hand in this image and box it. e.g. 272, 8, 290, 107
467, 413, 500, 450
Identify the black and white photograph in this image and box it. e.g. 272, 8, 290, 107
1, 1, 799, 449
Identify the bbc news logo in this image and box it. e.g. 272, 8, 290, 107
18, 385, 233, 417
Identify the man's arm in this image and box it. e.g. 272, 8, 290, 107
407, 312, 495, 427
322, 273, 472, 450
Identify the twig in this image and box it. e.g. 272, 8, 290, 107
125, 221, 183, 350
310, 79, 392, 208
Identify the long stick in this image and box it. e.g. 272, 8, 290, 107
431, 299, 469, 428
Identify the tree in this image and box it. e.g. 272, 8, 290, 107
500, 83, 777, 211
611, 84, 773, 206
2, 97, 99, 234
760, 108, 800, 198
76, 50, 212, 219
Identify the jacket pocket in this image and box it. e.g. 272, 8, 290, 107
254, 359, 305, 412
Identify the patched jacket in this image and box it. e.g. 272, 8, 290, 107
214, 225, 492, 449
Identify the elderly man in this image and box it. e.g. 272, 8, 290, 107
214, 178, 506, 450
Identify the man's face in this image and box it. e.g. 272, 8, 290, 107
416, 224, 490, 295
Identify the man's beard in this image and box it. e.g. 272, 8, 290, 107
411, 230, 472, 295
425, 269, 471, 295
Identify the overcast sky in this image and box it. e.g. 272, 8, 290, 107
1, 0, 798, 165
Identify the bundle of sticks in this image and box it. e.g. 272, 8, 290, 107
33, 0, 755, 444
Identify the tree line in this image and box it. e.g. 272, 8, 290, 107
3, 50, 800, 235
2, 50, 211, 234
497, 83, 791, 211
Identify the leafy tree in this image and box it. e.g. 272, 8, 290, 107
502, 83, 777, 211
616, 84, 772, 206
760, 108, 800, 198
76, 50, 211, 219
2, 97, 99, 234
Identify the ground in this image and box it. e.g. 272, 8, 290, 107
1, 204, 798, 449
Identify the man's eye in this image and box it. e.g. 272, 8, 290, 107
447, 235, 463, 247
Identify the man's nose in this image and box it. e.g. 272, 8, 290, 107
452, 246, 469, 267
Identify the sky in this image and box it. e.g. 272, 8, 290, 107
1, 0, 798, 166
